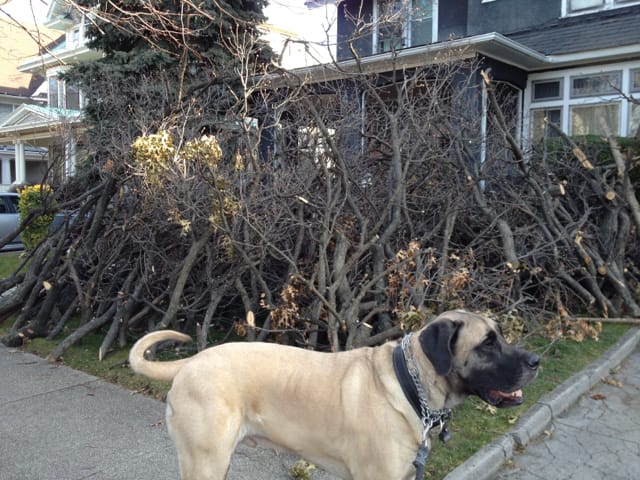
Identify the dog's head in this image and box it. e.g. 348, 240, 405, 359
418, 310, 539, 408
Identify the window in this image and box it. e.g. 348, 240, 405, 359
48, 75, 83, 110
570, 72, 621, 98
0, 103, 13, 121
48, 77, 60, 108
569, 0, 603, 11
377, 0, 406, 53
69, 27, 80, 48
567, 0, 640, 14
530, 108, 562, 143
532, 79, 563, 102
570, 103, 620, 135
528, 65, 640, 141
409, 0, 433, 47
375, 0, 435, 54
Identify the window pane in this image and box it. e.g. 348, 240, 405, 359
570, 103, 620, 136
630, 103, 640, 137
631, 69, 640, 92
532, 80, 562, 101
531, 108, 562, 143
410, 0, 433, 46
377, 0, 407, 53
571, 72, 621, 98
570, 0, 603, 11
66, 83, 80, 110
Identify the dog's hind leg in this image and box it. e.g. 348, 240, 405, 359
167, 398, 241, 480
170, 422, 239, 480
173, 442, 234, 480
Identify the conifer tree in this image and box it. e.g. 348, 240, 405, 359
65, 0, 272, 160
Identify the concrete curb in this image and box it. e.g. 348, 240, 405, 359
444, 326, 640, 480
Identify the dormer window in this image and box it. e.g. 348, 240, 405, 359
566, 0, 640, 14
374, 0, 436, 54
69, 27, 81, 48
48, 77, 60, 109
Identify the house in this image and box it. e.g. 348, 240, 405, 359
301, 0, 640, 146
0, 0, 101, 189
0, 20, 60, 190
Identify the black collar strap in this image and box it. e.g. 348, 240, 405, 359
393, 339, 453, 480
392, 344, 423, 418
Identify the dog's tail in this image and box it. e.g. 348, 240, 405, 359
129, 330, 193, 382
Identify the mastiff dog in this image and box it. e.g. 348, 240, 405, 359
129, 309, 539, 480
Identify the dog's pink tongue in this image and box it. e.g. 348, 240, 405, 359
492, 389, 523, 399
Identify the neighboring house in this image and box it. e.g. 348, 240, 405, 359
0, 1, 334, 190
0, 0, 100, 189
302, 0, 640, 147
0, 20, 59, 191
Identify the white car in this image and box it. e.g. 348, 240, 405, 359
0, 192, 23, 251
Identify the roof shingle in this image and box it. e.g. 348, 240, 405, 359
507, 5, 640, 56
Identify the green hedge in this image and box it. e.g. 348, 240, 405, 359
18, 185, 56, 251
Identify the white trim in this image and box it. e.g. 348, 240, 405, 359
360, 91, 367, 153
431, 0, 438, 43
372, 0, 379, 55
542, 44, 640, 70
18, 46, 102, 75
14, 141, 25, 184
480, 84, 488, 189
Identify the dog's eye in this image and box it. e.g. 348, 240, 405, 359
483, 333, 497, 348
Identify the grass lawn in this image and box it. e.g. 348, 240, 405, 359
0, 252, 631, 478
0, 251, 28, 277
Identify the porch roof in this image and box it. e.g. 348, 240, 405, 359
274, 27, 640, 87
0, 104, 83, 143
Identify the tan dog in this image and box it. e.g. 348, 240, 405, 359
129, 310, 539, 480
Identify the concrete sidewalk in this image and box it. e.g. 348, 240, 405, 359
0, 344, 338, 480
496, 346, 640, 480
1, 327, 638, 480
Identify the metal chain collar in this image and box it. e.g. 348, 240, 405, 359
401, 333, 453, 480
401, 333, 452, 439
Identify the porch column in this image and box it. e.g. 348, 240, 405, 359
1, 157, 11, 185
65, 138, 77, 177
14, 140, 26, 185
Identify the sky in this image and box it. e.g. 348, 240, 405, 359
0, 0, 336, 43
0, 0, 50, 23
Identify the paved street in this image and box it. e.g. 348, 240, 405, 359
495, 347, 640, 480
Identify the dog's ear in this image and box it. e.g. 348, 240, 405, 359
419, 319, 461, 376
